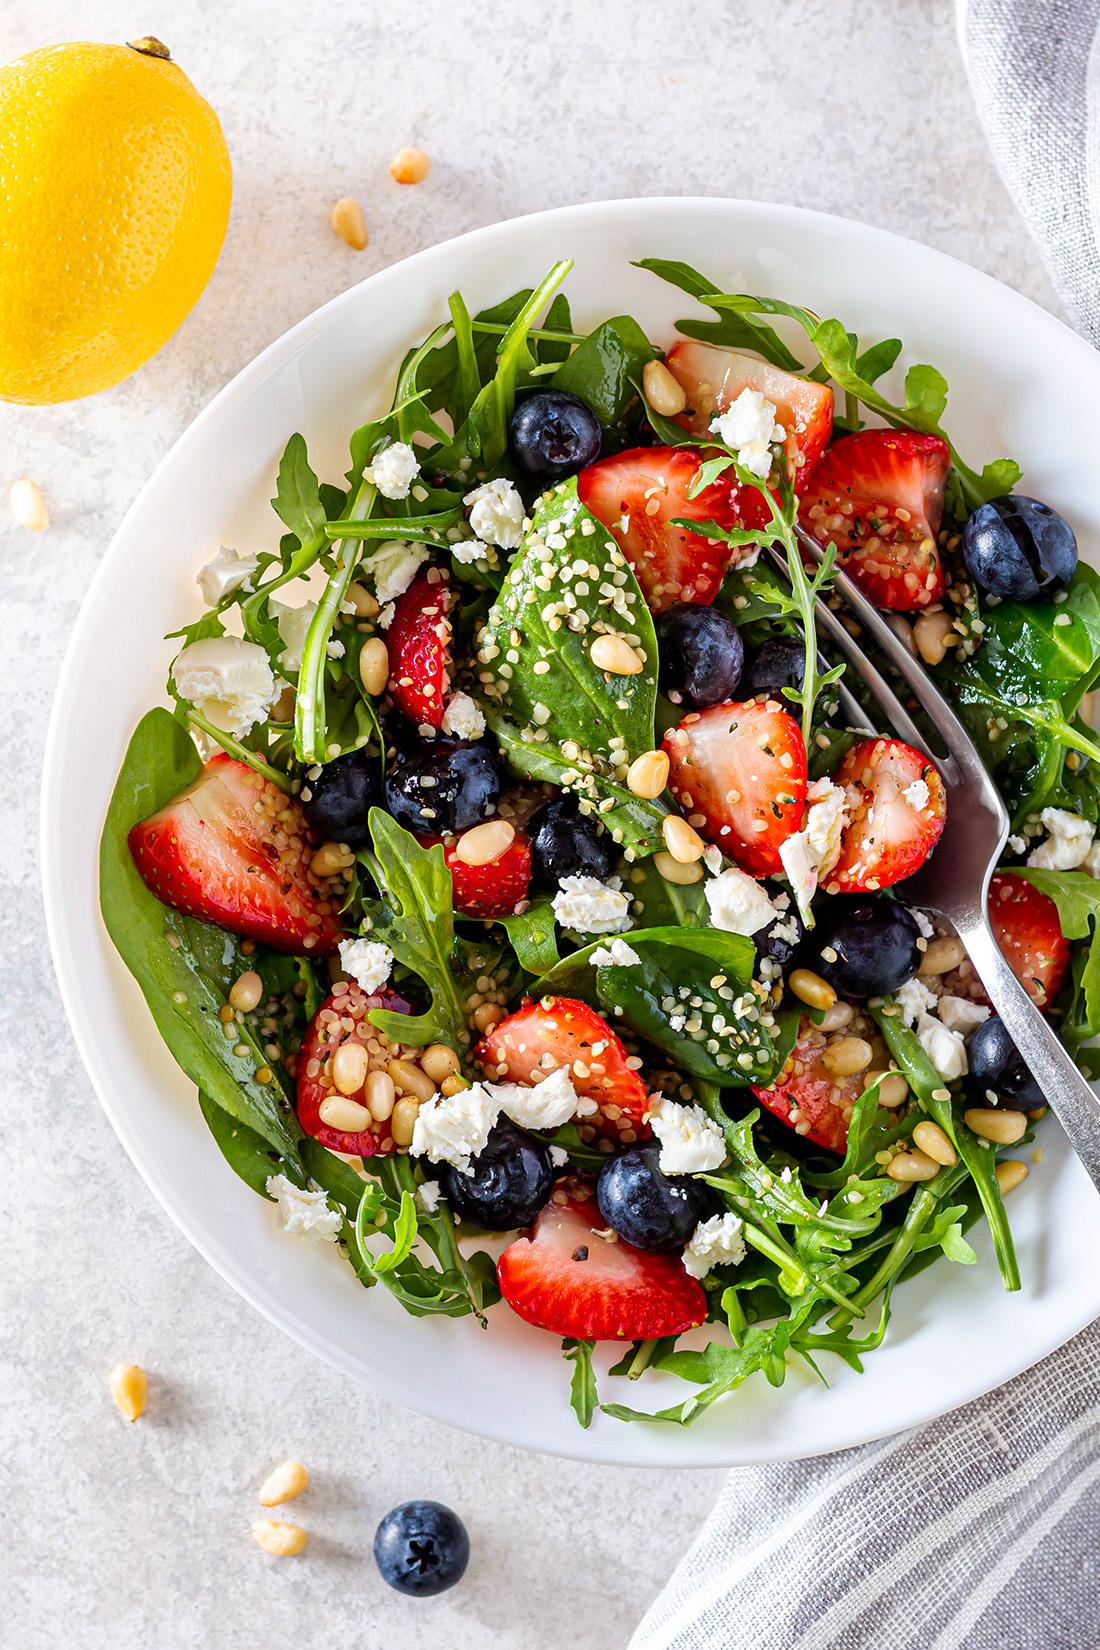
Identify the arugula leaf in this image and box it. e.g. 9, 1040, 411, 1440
495, 897, 561, 974
562, 1339, 598, 1428
632, 258, 804, 371
270, 432, 327, 545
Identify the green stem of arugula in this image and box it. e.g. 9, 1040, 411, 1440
295, 479, 377, 763
184, 711, 293, 792
324, 507, 462, 542
469, 321, 587, 343
389, 1152, 491, 1325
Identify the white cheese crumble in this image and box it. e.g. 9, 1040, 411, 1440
1026, 807, 1095, 871
552, 874, 633, 934
464, 477, 526, 549
647, 1096, 727, 1174
910, 907, 935, 940
441, 691, 485, 740
338, 937, 394, 996
903, 778, 930, 810
1008, 834, 1027, 856
490, 1067, 595, 1131
270, 599, 315, 672
704, 866, 778, 936
702, 844, 725, 876
710, 389, 786, 479
171, 635, 277, 738
360, 539, 430, 605
414, 1179, 441, 1216
916, 1012, 968, 1080
682, 1211, 746, 1279
378, 601, 396, 630
1085, 841, 1100, 878
410, 1080, 499, 1174
589, 938, 643, 967
779, 779, 849, 917
365, 441, 420, 500
452, 537, 493, 565
196, 545, 259, 606
549, 1145, 569, 1168
895, 975, 939, 1027
266, 1175, 342, 1243
936, 993, 991, 1036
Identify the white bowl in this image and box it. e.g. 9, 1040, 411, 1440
42, 197, 1100, 1466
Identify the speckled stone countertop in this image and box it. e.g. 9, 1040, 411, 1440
0, 1, 1060, 1645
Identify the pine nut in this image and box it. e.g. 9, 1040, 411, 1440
252, 1520, 307, 1557
311, 840, 355, 878
359, 637, 389, 696
626, 749, 670, 799
390, 1097, 420, 1147
662, 815, 705, 864
790, 969, 837, 1010
590, 633, 644, 674
913, 609, 956, 666
229, 970, 263, 1012
653, 850, 704, 885
913, 1120, 957, 1166
886, 1149, 940, 1183
258, 1460, 309, 1506
996, 1159, 1029, 1195
819, 1002, 854, 1032
366, 1069, 396, 1121
109, 1362, 147, 1422
440, 1073, 468, 1096
346, 581, 379, 618
885, 614, 917, 657
822, 1036, 873, 1077
331, 196, 368, 250
918, 936, 966, 976
473, 1002, 506, 1032
455, 818, 515, 866
388, 1059, 436, 1103
865, 1071, 910, 1108
420, 1043, 460, 1083
965, 1107, 1027, 1144
319, 1095, 371, 1131
642, 358, 687, 417
390, 146, 431, 184
332, 1042, 370, 1095
10, 477, 49, 531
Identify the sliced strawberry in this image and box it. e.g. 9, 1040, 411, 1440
296, 983, 417, 1157
386, 568, 454, 729
497, 1193, 707, 1341
989, 872, 1070, 1010
798, 430, 950, 611
665, 340, 834, 482
662, 699, 807, 877
752, 1013, 861, 1153
577, 446, 755, 613
128, 752, 344, 954
476, 996, 650, 1144
827, 738, 946, 894
436, 823, 532, 919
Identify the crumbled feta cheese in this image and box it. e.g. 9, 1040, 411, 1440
464, 477, 526, 549
916, 1012, 968, 1080
778, 830, 817, 918
410, 1080, 499, 1173
196, 545, 259, 606
1085, 841, 1100, 878
682, 1211, 746, 1278
704, 866, 778, 936
365, 441, 420, 500
936, 994, 991, 1036
549, 1145, 569, 1169
903, 778, 930, 810
338, 937, 393, 996
414, 1179, 441, 1216
767, 914, 800, 948
710, 389, 786, 479
910, 907, 935, 940
378, 602, 396, 630
702, 844, 724, 876
441, 691, 485, 740
1027, 807, 1095, 871
452, 537, 493, 565
589, 938, 643, 967
647, 1096, 727, 1174
171, 635, 277, 738
266, 1175, 342, 1243
895, 975, 938, 1027
552, 874, 633, 934
779, 779, 849, 916
489, 1067, 594, 1131
1008, 834, 1027, 856
360, 539, 430, 605
270, 599, 316, 673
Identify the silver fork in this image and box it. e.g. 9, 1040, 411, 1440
763, 532, 1100, 1192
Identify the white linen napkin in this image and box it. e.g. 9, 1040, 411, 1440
629, 8, 1100, 1644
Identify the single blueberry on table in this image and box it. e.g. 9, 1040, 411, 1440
967, 1016, 1044, 1110
373, 1500, 470, 1596
300, 747, 381, 848
807, 897, 922, 999
655, 602, 744, 708
741, 637, 806, 700
962, 495, 1077, 601
596, 1140, 711, 1252
384, 740, 503, 835
529, 795, 617, 884
509, 391, 602, 480
439, 1124, 554, 1231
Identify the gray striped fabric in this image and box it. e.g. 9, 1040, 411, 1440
630, 9, 1100, 1644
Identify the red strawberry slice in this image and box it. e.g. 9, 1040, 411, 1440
128, 752, 344, 954
476, 996, 650, 1144
386, 568, 454, 729
416, 824, 532, 919
497, 1193, 707, 1341
798, 430, 950, 611
827, 738, 946, 894
989, 872, 1070, 1010
752, 1013, 862, 1153
297, 983, 417, 1157
577, 446, 755, 613
664, 340, 834, 482
662, 699, 807, 877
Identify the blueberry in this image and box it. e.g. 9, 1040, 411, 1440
807, 897, 921, 999
384, 740, 502, 836
300, 748, 381, 849
373, 1500, 469, 1597
439, 1124, 554, 1231
529, 795, 617, 883
655, 603, 744, 708
509, 391, 602, 480
967, 1016, 1044, 1110
596, 1140, 710, 1252
741, 638, 806, 699
755, 883, 805, 971
962, 495, 1078, 602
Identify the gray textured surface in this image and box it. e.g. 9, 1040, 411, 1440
0, 1, 1061, 1645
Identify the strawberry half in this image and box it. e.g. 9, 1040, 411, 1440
434, 823, 532, 919
386, 568, 454, 729
296, 983, 418, 1156
128, 752, 344, 954
989, 872, 1070, 1010
827, 738, 946, 894
662, 699, 808, 877
476, 996, 650, 1144
577, 446, 754, 613
798, 430, 951, 611
497, 1193, 707, 1341
752, 1013, 861, 1153
664, 340, 834, 481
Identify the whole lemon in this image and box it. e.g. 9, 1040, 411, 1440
0, 37, 232, 404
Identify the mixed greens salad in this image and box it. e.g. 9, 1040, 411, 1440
101, 257, 1100, 1430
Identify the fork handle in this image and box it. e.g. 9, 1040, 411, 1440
956, 913, 1100, 1191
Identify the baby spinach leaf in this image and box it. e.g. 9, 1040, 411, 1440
549, 315, 657, 437
197, 1091, 304, 1197
494, 896, 562, 975
618, 855, 710, 930
1011, 868, 1100, 1041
